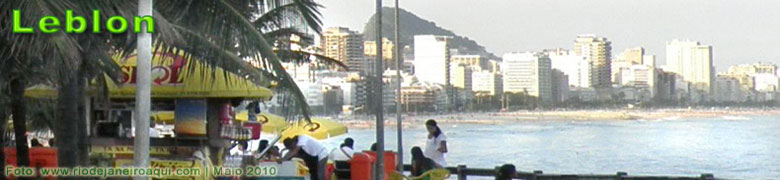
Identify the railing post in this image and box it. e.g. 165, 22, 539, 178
700, 173, 714, 180
617, 172, 627, 180
493, 166, 500, 179
457, 164, 467, 180
532, 170, 543, 180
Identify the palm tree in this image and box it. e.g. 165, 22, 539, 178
1, 0, 334, 171
0, 11, 64, 170
150, 0, 339, 121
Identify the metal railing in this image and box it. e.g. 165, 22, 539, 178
401, 164, 717, 180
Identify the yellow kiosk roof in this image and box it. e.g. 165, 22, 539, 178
25, 52, 273, 99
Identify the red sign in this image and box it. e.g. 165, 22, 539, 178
119, 53, 187, 86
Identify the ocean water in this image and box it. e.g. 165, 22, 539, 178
319, 115, 780, 179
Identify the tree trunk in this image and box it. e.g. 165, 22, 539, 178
1, 108, 7, 180
10, 78, 30, 168
56, 71, 80, 172
76, 64, 89, 166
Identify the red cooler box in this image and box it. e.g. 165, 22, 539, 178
363, 151, 398, 180
350, 152, 374, 180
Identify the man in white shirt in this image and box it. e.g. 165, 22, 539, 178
280, 135, 328, 180
330, 138, 354, 161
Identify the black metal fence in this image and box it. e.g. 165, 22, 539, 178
402, 164, 717, 180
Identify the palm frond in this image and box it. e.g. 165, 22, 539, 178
0, 1, 82, 73
263, 27, 315, 45
273, 49, 348, 70
216, 0, 313, 122
149, 0, 322, 123
254, 0, 323, 34
290, 0, 323, 34
25, 98, 56, 132
165, 25, 271, 86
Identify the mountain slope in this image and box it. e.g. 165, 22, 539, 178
363, 7, 497, 59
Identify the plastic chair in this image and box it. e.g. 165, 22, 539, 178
409, 169, 450, 180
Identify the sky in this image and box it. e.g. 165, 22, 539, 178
317, 0, 780, 71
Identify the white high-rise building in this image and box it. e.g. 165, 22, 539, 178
616, 64, 657, 99
502, 52, 552, 103
665, 39, 714, 93
612, 47, 646, 83
754, 74, 780, 92
472, 70, 502, 96
451, 55, 487, 70
574, 35, 612, 88
643, 55, 656, 67
547, 49, 593, 88
414, 35, 452, 85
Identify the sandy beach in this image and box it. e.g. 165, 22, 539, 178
336, 108, 780, 129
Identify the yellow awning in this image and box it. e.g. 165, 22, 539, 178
25, 52, 274, 99
281, 118, 347, 140
234, 112, 290, 133
107, 53, 272, 99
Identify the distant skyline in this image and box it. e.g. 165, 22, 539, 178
318, 0, 780, 71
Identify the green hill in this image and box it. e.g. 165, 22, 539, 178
362, 7, 497, 59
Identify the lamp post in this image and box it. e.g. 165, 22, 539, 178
374, 0, 385, 179
394, 0, 403, 172
134, 0, 152, 180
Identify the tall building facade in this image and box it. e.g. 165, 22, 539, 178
546, 49, 593, 88
574, 35, 612, 88
643, 55, 656, 67
728, 62, 777, 76
451, 55, 487, 71
364, 38, 394, 60
450, 63, 473, 91
665, 39, 714, 93
551, 69, 570, 103
619, 47, 644, 65
502, 52, 552, 103
364, 37, 396, 70
754, 73, 780, 92
714, 75, 747, 102
612, 47, 646, 83
616, 65, 658, 99
321, 27, 365, 73
414, 35, 452, 85
472, 70, 502, 96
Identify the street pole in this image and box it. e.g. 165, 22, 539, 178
394, 0, 403, 172
134, 0, 152, 180
374, 0, 385, 179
